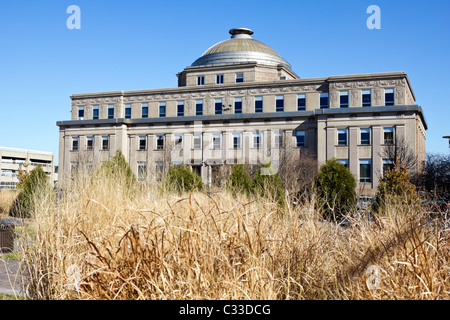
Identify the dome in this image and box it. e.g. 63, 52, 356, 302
191, 28, 291, 69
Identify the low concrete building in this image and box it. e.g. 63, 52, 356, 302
57, 28, 427, 196
0, 147, 56, 190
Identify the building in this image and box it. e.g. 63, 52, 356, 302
56, 28, 427, 195
0, 146, 56, 190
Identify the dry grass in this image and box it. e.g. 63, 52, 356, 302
0, 190, 18, 216
17, 174, 450, 300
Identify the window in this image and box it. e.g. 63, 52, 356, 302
87, 136, 93, 150
296, 131, 305, 147
197, 76, 205, 86
383, 127, 394, 145
274, 131, 283, 148
297, 94, 306, 111
362, 89, 372, 107
276, 95, 284, 112
93, 105, 99, 120
108, 104, 114, 119
337, 159, 349, 168
175, 135, 183, 149
156, 135, 164, 150
233, 133, 241, 149
360, 159, 372, 183
102, 136, 109, 150
383, 159, 394, 175
196, 100, 203, 116
234, 97, 242, 114
253, 132, 260, 148
155, 161, 164, 182
320, 93, 329, 109
78, 106, 84, 120
72, 137, 79, 151
125, 104, 132, 119
193, 134, 202, 149
360, 128, 371, 145
236, 73, 244, 83
337, 129, 348, 146
137, 162, 147, 181
215, 99, 223, 115
159, 102, 166, 118
213, 134, 221, 149
385, 88, 395, 106
340, 91, 349, 108
139, 136, 147, 150
177, 101, 184, 117
255, 96, 263, 113
142, 103, 149, 118
70, 162, 79, 177
216, 74, 224, 84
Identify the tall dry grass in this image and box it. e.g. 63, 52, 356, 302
19, 171, 450, 300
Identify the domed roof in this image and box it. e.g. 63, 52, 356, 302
191, 28, 291, 69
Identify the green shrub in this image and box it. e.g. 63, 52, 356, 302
314, 159, 356, 221
252, 163, 285, 206
226, 164, 253, 196
164, 165, 204, 194
9, 166, 53, 219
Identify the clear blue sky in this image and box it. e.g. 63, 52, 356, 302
0, 0, 449, 164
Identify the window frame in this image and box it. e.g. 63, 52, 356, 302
142, 103, 149, 119
139, 136, 147, 151
385, 88, 395, 106
233, 133, 241, 149
276, 95, 284, 113
297, 94, 306, 111
102, 136, 109, 150
255, 96, 263, 113
177, 101, 184, 117
125, 104, 132, 119
339, 91, 349, 108
362, 89, 372, 107
86, 136, 94, 150
156, 135, 165, 150
193, 134, 202, 150
296, 131, 305, 147
92, 105, 99, 120
72, 137, 79, 151
235, 73, 244, 83
216, 74, 224, 85
234, 97, 242, 114
359, 159, 372, 183
212, 134, 221, 150
337, 129, 348, 146
215, 98, 223, 115
107, 104, 115, 119
78, 106, 84, 120
196, 99, 203, 116
360, 128, 371, 145
320, 92, 329, 109
383, 127, 395, 145
197, 75, 205, 86
159, 102, 166, 118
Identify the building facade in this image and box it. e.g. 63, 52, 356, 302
0, 146, 56, 190
57, 28, 427, 195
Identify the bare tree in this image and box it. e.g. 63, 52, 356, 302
382, 135, 418, 174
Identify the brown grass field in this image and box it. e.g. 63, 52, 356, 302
1, 173, 449, 300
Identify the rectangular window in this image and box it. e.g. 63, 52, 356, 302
340, 91, 349, 108
155, 161, 164, 182
297, 94, 306, 111
234, 97, 242, 114
255, 96, 263, 113
337, 129, 348, 146
93, 105, 99, 120
383, 127, 394, 145
86, 136, 94, 150
139, 136, 146, 150
78, 106, 84, 120
320, 93, 329, 109
235, 73, 244, 83
360, 128, 371, 145
383, 159, 394, 175
385, 88, 395, 106
175, 135, 183, 149
197, 76, 205, 86
362, 89, 372, 107
296, 131, 305, 147
177, 101, 184, 117
360, 159, 372, 183
213, 134, 221, 149
276, 95, 284, 112
215, 99, 223, 115
156, 135, 164, 150
253, 132, 260, 148
196, 100, 203, 116
108, 104, 115, 119
216, 74, 224, 84
102, 136, 109, 150
72, 137, 79, 151
125, 104, 132, 119
274, 131, 283, 148
233, 133, 241, 149
137, 162, 147, 181
159, 102, 166, 118
193, 134, 202, 149
142, 103, 149, 118
337, 159, 349, 168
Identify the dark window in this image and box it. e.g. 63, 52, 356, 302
72, 137, 79, 151
338, 129, 348, 146
175, 135, 183, 148
297, 94, 306, 111
125, 104, 131, 119
254, 132, 260, 148
93, 106, 99, 120
78, 106, 84, 120
255, 96, 263, 113
159, 102, 166, 118
362, 90, 371, 107
216, 74, 224, 84
177, 101, 184, 117
340, 91, 349, 108
383, 159, 394, 175
385, 88, 395, 106
296, 131, 305, 147
236, 73, 244, 83
276, 95, 284, 112
156, 135, 164, 150
320, 93, 329, 109
87, 137, 93, 150
196, 100, 203, 116
102, 136, 109, 150
142, 103, 148, 118
215, 99, 222, 115
108, 104, 114, 119
383, 127, 394, 145
139, 136, 146, 150
360, 159, 372, 183
360, 128, 371, 145
197, 76, 205, 86
234, 98, 242, 114
338, 159, 349, 168
233, 134, 241, 149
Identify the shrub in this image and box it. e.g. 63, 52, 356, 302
252, 163, 285, 206
164, 165, 204, 194
314, 159, 356, 221
9, 166, 53, 219
226, 164, 253, 196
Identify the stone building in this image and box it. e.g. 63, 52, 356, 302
56, 28, 427, 195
